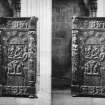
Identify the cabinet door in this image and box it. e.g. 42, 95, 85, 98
0, 17, 37, 97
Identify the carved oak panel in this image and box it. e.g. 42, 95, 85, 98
0, 17, 38, 97
72, 17, 105, 96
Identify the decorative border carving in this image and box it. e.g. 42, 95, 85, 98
72, 29, 81, 85
72, 17, 105, 29
0, 17, 38, 29
80, 86, 105, 96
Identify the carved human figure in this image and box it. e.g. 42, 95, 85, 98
8, 45, 15, 58
8, 60, 18, 74
91, 46, 100, 59
14, 46, 23, 58
16, 61, 24, 74
93, 62, 100, 74
8, 60, 24, 75
99, 46, 105, 61
85, 45, 92, 59
85, 60, 100, 74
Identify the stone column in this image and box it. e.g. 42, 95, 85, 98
97, 0, 105, 17
21, 0, 52, 105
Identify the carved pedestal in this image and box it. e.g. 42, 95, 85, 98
72, 17, 105, 96
0, 17, 38, 97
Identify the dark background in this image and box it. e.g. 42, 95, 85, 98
52, 0, 91, 89
0, 0, 20, 17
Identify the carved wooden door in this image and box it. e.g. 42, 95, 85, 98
0, 17, 37, 97
72, 17, 105, 96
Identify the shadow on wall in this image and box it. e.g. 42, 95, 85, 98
0, 0, 13, 17
52, 0, 89, 89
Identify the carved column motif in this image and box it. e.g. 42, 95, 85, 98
72, 29, 80, 85
28, 30, 37, 97
0, 31, 4, 87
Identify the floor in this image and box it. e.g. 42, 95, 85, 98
52, 90, 105, 105
0, 93, 50, 105
0, 97, 37, 105
0, 96, 51, 105
1, 90, 105, 105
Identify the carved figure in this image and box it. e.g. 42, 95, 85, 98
85, 45, 100, 59
85, 45, 92, 58
8, 44, 28, 75
85, 60, 100, 74
91, 46, 100, 59
8, 60, 24, 75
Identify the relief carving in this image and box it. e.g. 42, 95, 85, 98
72, 17, 105, 96
81, 86, 105, 95
85, 60, 100, 75
72, 30, 79, 54
84, 45, 105, 75
0, 17, 37, 97
72, 29, 80, 83
85, 45, 100, 60
11, 86, 18, 94
89, 46, 99, 59
2, 19, 30, 29
27, 31, 36, 86
73, 18, 105, 29
99, 46, 105, 61
4, 86, 30, 96
85, 45, 92, 59
8, 60, 24, 75
8, 45, 28, 75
